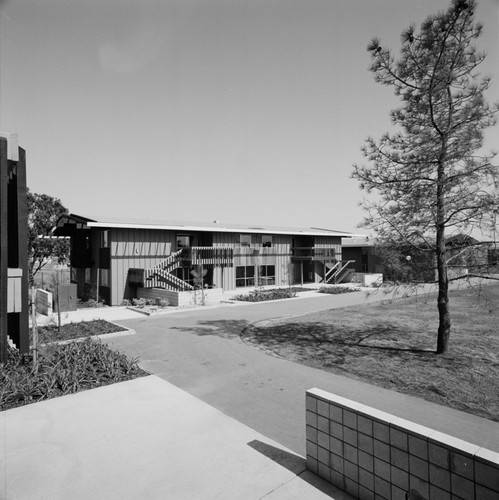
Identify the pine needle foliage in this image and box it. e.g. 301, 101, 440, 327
352, 0, 499, 353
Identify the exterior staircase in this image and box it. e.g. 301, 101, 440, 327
128, 247, 233, 292
325, 260, 355, 284
144, 250, 194, 291
128, 250, 194, 292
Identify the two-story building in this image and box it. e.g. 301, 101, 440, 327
54, 214, 356, 305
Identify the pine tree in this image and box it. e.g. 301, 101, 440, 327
352, 0, 498, 353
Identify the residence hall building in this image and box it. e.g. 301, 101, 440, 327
53, 214, 356, 306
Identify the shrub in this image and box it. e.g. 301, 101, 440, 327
129, 297, 169, 308
232, 288, 297, 302
318, 286, 359, 295
77, 298, 106, 308
0, 339, 147, 412
157, 298, 170, 308
132, 298, 146, 308
36, 319, 125, 343
120, 299, 131, 306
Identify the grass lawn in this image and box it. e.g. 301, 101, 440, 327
241, 282, 499, 422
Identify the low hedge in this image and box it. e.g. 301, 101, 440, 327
318, 286, 359, 294
232, 288, 297, 302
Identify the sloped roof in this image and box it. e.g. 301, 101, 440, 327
342, 236, 373, 247
55, 213, 359, 238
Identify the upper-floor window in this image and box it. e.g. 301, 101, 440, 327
177, 235, 191, 248
239, 234, 272, 247
100, 230, 109, 248
240, 234, 255, 247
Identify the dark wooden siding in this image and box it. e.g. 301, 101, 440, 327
212, 232, 293, 289
94, 227, 346, 303
314, 236, 342, 258
110, 228, 175, 304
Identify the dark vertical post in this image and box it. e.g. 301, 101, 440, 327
16, 147, 29, 354
0, 138, 8, 363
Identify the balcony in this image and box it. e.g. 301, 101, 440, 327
180, 247, 234, 267
292, 247, 337, 261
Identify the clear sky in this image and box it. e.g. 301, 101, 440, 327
1, 0, 498, 234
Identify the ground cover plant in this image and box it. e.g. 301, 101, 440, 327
232, 287, 297, 302
318, 286, 359, 295
0, 339, 147, 412
241, 282, 499, 421
36, 319, 126, 343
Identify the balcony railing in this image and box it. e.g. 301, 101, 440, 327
181, 247, 234, 267
292, 247, 337, 261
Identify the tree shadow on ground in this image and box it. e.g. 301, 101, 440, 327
242, 321, 435, 357
170, 319, 250, 339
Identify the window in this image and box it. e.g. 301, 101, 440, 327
177, 235, 191, 248
99, 269, 110, 287
100, 230, 109, 248
174, 267, 194, 287
239, 234, 252, 247
262, 235, 272, 248
258, 265, 275, 286
85, 268, 92, 284
236, 266, 255, 287
239, 234, 263, 247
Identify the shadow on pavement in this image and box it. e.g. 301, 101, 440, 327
247, 440, 354, 499
170, 319, 250, 339
247, 440, 306, 475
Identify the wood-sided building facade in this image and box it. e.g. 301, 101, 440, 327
0, 134, 29, 362
54, 215, 354, 306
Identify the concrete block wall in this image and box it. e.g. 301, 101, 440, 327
351, 273, 383, 287
35, 289, 53, 316
306, 388, 499, 500
137, 287, 223, 307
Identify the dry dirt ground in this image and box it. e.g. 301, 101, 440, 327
241, 281, 499, 422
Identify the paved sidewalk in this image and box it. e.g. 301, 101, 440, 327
15, 282, 497, 499
104, 287, 499, 457
1, 376, 352, 500
33, 282, 431, 327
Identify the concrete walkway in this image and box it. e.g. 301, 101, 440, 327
1, 376, 352, 499
102, 287, 499, 457
6, 283, 497, 499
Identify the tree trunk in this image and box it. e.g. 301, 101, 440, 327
436, 273, 451, 354
436, 155, 450, 354
436, 226, 451, 353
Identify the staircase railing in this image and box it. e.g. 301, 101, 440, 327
324, 262, 341, 283
144, 267, 194, 291
326, 260, 356, 284
157, 249, 184, 273
131, 247, 233, 292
